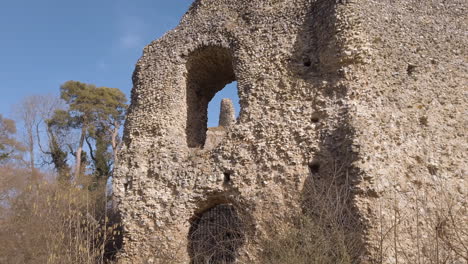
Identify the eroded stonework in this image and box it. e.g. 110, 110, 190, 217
114, 0, 467, 263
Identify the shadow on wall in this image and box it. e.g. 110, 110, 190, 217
261, 0, 367, 263
299, 0, 367, 262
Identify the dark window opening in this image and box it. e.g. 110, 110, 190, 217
186, 46, 237, 148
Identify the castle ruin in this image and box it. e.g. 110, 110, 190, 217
113, 0, 467, 263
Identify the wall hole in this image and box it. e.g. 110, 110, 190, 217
223, 172, 232, 184
309, 162, 320, 174
311, 113, 320, 123
303, 57, 312, 67
427, 164, 438, 175
188, 204, 245, 264
123, 181, 132, 192
407, 64, 417, 75
419, 116, 428, 126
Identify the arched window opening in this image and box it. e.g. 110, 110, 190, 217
188, 204, 245, 264
185, 46, 238, 148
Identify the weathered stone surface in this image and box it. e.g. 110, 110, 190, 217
204, 98, 235, 151
204, 126, 227, 151
113, 0, 467, 263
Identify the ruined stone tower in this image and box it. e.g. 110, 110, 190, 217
218, 99, 236, 128
114, 0, 467, 263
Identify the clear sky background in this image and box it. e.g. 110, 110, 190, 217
0, 0, 239, 128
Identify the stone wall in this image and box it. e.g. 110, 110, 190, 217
346, 1, 467, 262
113, 0, 467, 263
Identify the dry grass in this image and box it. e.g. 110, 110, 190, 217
0, 181, 121, 264
260, 217, 355, 264
258, 161, 466, 264
259, 164, 364, 264
0, 169, 464, 264
374, 182, 467, 264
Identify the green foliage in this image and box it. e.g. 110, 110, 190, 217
47, 109, 72, 128
0, 144, 8, 161
60, 81, 127, 129
0, 84, 126, 263
92, 128, 112, 182
46, 81, 127, 184
47, 123, 70, 183
44, 109, 72, 183
0, 114, 24, 162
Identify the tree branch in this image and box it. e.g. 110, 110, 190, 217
85, 136, 96, 162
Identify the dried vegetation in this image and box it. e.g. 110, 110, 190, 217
0, 179, 121, 264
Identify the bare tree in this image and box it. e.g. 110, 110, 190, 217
14, 95, 65, 180
14, 96, 42, 176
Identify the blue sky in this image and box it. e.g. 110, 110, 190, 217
0, 0, 239, 127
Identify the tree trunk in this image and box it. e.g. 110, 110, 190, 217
28, 131, 37, 181
111, 121, 120, 166
74, 125, 86, 180
28, 132, 34, 169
